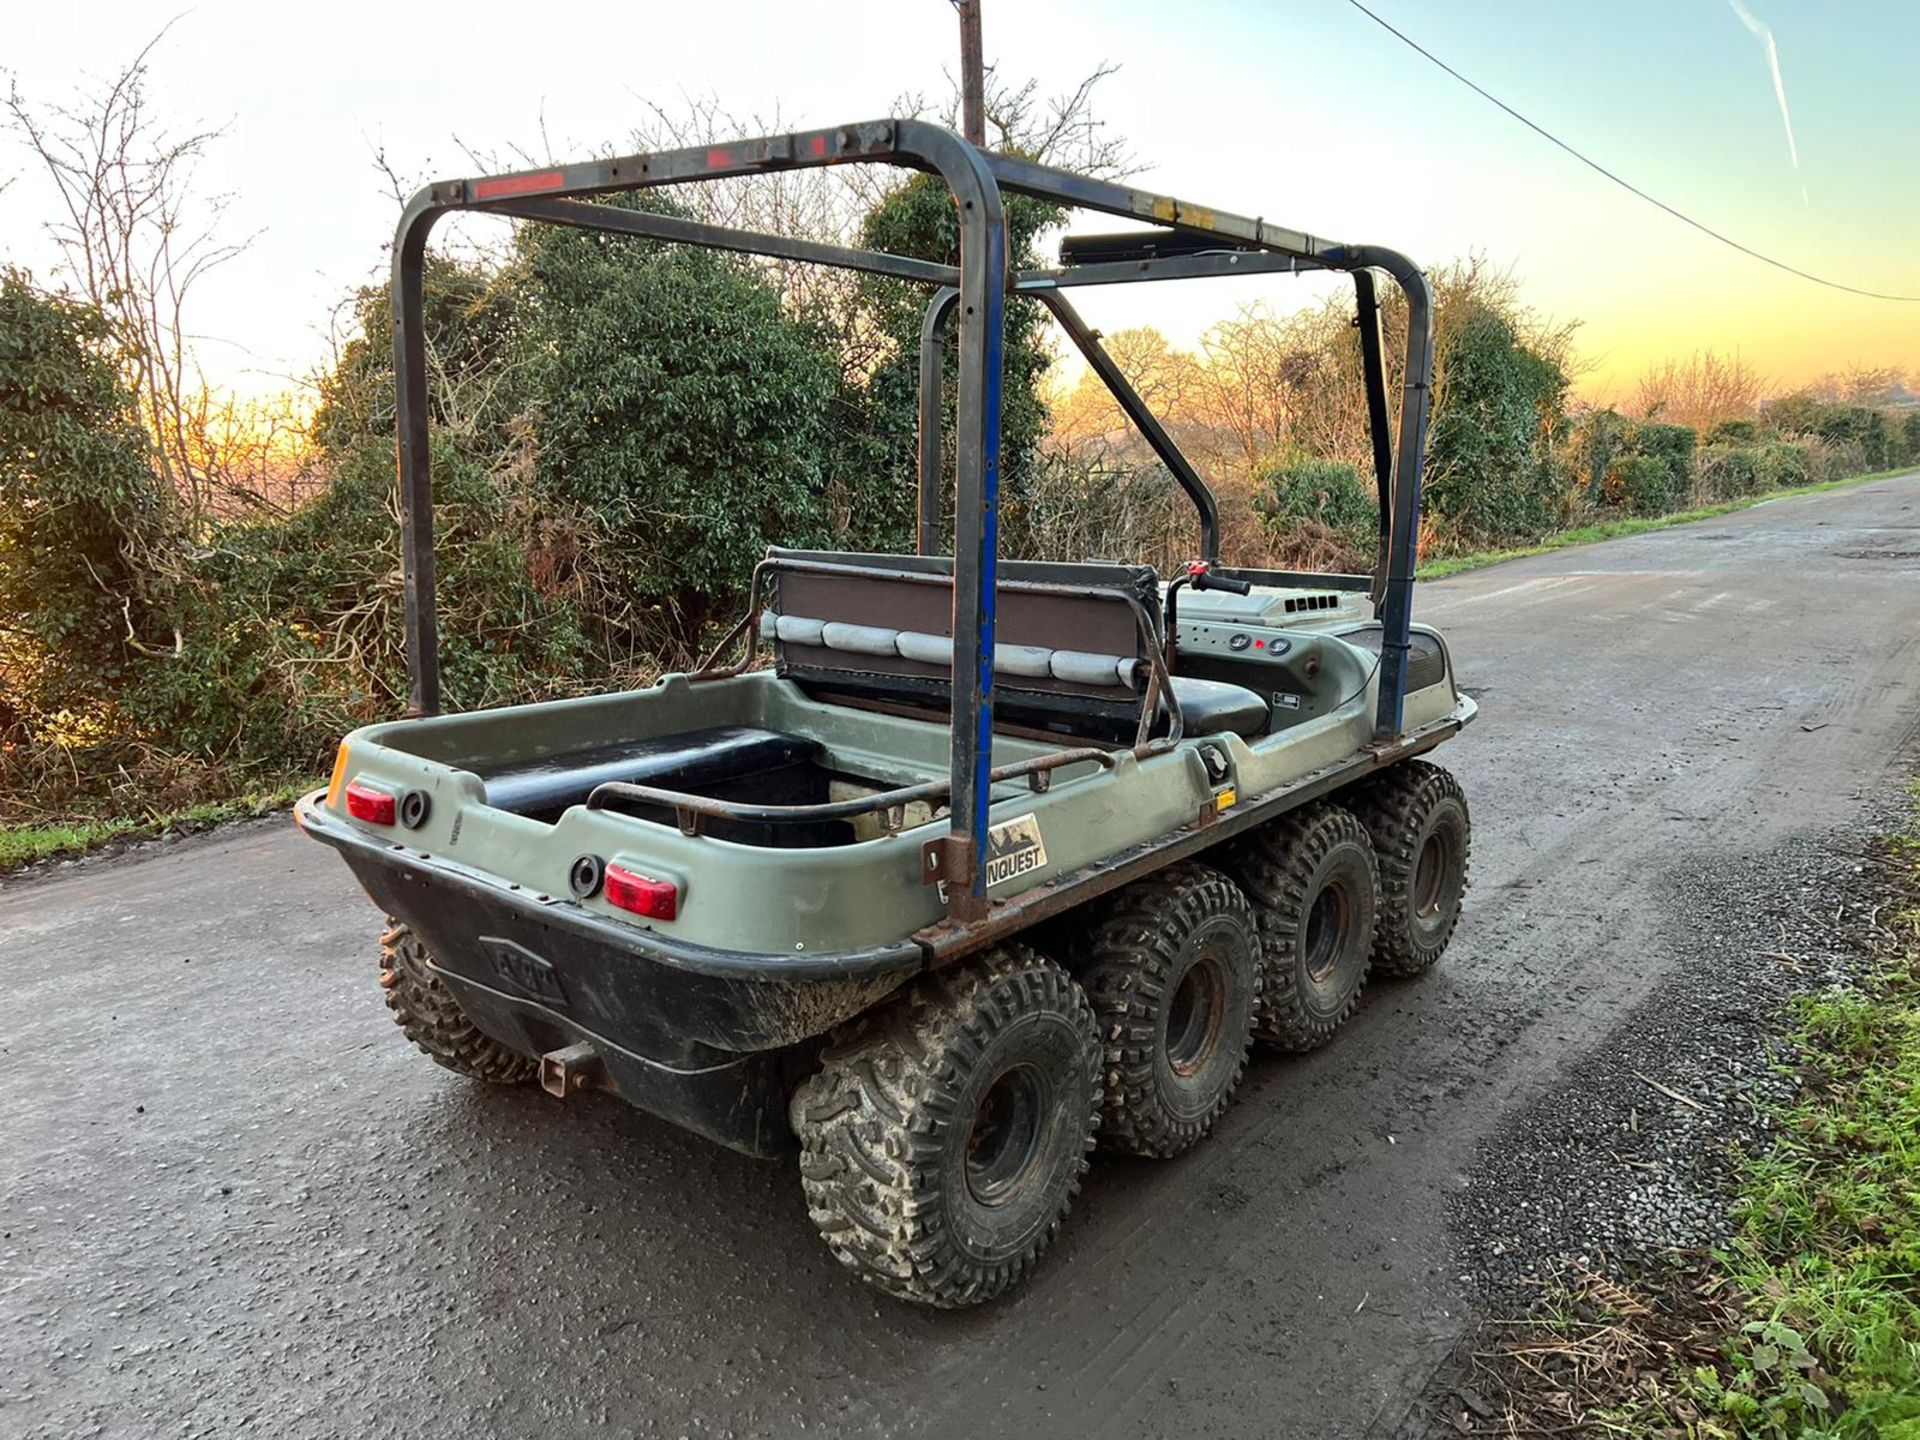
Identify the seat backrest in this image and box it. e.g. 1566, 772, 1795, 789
761, 549, 1161, 730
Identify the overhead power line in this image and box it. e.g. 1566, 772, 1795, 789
1339, 0, 1920, 303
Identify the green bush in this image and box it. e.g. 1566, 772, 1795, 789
1628, 421, 1697, 504
1707, 418, 1759, 446
1764, 393, 1898, 472
1903, 412, 1920, 466
1762, 391, 1825, 437
1574, 407, 1632, 506
1254, 458, 1375, 570
1819, 405, 1890, 469
0, 270, 172, 737
1424, 302, 1571, 543
520, 197, 843, 664
1810, 439, 1870, 484
1257, 458, 1374, 539
1697, 445, 1762, 500
1757, 440, 1813, 490
1608, 454, 1682, 515
311, 253, 526, 466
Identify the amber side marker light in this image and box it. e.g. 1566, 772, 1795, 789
603, 864, 679, 921
345, 780, 397, 826
325, 743, 352, 808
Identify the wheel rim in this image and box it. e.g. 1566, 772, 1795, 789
1413, 830, 1450, 919
1165, 954, 1226, 1078
966, 1063, 1052, 1208
1303, 881, 1351, 983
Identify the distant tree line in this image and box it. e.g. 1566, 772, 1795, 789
1049, 277, 1920, 574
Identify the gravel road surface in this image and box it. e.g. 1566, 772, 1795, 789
4, 474, 1917, 1439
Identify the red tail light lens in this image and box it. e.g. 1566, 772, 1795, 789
603, 864, 679, 920
344, 780, 397, 826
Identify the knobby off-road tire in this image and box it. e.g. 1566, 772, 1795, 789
790, 945, 1102, 1308
1349, 760, 1471, 977
1073, 863, 1260, 1158
1221, 803, 1379, 1052
378, 921, 537, 1084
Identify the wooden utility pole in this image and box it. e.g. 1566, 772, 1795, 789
956, 0, 985, 145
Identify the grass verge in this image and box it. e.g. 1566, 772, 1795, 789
0, 781, 315, 874
1452, 785, 1920, 1438
1417, 467, 1917, 581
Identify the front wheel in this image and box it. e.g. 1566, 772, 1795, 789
790, 946, 1102, 1308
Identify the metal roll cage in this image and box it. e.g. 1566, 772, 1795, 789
391, 118, 1434, 922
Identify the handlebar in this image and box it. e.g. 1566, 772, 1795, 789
1191, 570, 1253, 596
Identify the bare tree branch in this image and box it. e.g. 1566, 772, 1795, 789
3, 20, 258, 529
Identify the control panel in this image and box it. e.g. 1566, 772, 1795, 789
1176, 619, 1329, 720
1177, 620, 1302, 662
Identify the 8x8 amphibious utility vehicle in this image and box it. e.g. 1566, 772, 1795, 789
295, 119, 1477, 1307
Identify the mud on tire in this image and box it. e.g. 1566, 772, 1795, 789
1073, 863, 1260, 1158
1220, 803, 1379, 1052
789, 945, 1101, 1308
379, 921, 537, 1084
1348, 760, 1471, 977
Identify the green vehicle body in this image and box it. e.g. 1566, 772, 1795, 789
297, 584, 1471, 1153
295, 121, 1475, 1306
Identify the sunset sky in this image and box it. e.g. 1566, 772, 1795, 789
3, 0, 1914, 402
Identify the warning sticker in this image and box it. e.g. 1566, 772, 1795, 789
984, 813, 1048, 889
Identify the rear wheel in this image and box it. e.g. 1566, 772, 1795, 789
1074, 863, 1260, 1157
790, 945, 1101, 1308
379, 922, 536, 1084
1349, 761, 1471, 976
1220, 804, 1379, 1051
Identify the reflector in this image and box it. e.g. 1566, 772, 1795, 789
472, 169, 565, 200
326, 743, 352, 808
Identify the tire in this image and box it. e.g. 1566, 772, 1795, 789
378, 921, 537, 1084
1220, 803, 1379, 1052
1073, 863, 1260, 1158
790, 945, 1101, 1308
1348, 761, 1471, 977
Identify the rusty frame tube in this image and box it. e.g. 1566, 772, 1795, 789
485, 195, 961, 286
584, 746, 1116, 835
1034, 288, 1222, 565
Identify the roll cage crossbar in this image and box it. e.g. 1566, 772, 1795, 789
391, 118, 1435, 921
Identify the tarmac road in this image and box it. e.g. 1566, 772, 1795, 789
4, 474, 1918, 1440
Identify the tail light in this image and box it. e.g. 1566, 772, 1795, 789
603, 863, 679, 920
345, 780, 397, 826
